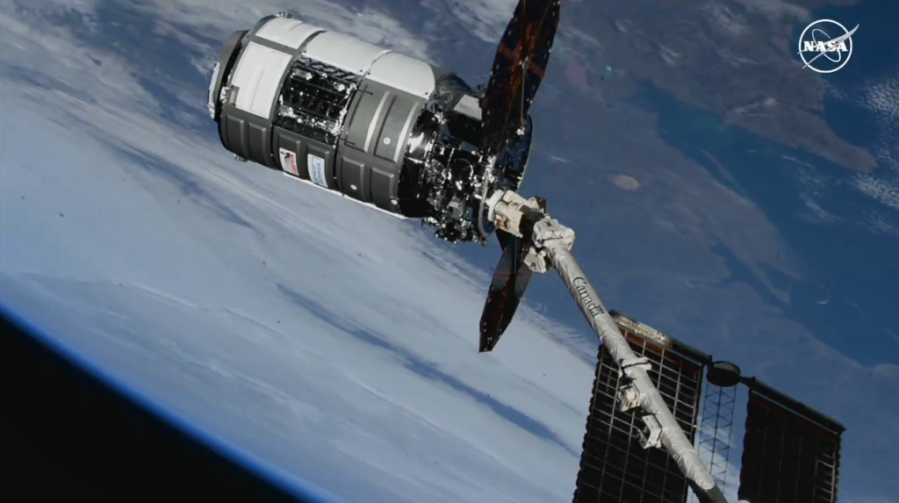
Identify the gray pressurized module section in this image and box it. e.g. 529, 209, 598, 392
208, 14, 442, 216
209, 12, 501, 244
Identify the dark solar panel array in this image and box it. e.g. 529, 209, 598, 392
738, 388, 845, 503
480, 0, 561, 158
573, 323, 704, 503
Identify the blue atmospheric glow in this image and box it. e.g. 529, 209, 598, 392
0, 302, 342, 503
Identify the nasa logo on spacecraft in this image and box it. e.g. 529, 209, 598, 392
797, 19, 859, 74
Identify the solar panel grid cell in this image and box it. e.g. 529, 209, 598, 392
738, 391, 843, 503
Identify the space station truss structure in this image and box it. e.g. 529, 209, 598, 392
573, 311, 708, 503
738, 380, 845, 503
568, 307, 847, 503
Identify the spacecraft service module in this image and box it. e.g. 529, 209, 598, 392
208, 4, 561, 353
208, 13, 534, 245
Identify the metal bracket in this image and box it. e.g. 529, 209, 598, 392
620, 356, 652, 375
531, 217, 575, 250
523, 246, 551, 274
639, 414, 664, 449
524, 216, 574, 274
617, 382, 644, 413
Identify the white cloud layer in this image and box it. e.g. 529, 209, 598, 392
0, 2, 596, 502
2, 1, 898, 501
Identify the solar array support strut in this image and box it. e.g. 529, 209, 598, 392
488, 190, 731, 503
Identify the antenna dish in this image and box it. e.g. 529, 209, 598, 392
707, 361, 741, 387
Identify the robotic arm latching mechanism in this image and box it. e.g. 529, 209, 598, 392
486, 190, 731, 503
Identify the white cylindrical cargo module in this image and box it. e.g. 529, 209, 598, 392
208, 13, 532, 244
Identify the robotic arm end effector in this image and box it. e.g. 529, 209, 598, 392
485, 190, 574, 274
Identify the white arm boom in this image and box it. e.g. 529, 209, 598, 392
489, 190, 730, 503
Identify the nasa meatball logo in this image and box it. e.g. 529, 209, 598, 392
797, 19, 859, 74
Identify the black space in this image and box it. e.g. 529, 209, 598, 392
0, 309, 313, 503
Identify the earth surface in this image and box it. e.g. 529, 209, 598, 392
1, 1, 897, 502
